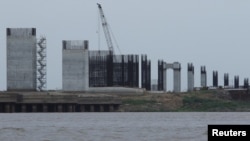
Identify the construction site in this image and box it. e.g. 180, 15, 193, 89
1, 3, 250, 113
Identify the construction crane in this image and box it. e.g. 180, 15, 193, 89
97, 3, 115, 55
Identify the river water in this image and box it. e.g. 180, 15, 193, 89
0, 112, 249, 141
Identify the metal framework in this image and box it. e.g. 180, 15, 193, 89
37, 37, 47, 91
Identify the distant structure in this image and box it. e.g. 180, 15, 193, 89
200, 66, 207, 88
6, 28, 37, 91
224, 73, 229, 87
141, 55, 151, 90
234, 75, 239, 88
213, 71, 218, 87
187, 63, 194, 91
158, 61, 181, 92
62, 40, 89, 91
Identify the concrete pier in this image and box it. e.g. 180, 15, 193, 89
201, 66, 207, 87
6, 28, 37, 91
224, 73, 229, 87
0, 92, 121, 113
234, 76, 239, 88
173, 62, 181, 93
62, 40, 89, 91
187, 63, 194, 92
213, 71, 218, 87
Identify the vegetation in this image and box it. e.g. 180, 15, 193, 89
118, 90, 250, 112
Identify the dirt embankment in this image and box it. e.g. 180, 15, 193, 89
117, 90, 250, 112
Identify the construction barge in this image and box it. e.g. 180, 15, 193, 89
0, 92, 121, 113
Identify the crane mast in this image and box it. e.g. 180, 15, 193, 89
97, 3, 114, 55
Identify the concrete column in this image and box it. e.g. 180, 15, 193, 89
187, 63, 194, 91
90, 105, 95, 112
213, 71, 218, 87
0, 104, 3, 113
163, 63, 167, 92
68, 105, 73, 112
32, 105, 37, 112
57, 104, 63, 112
5, 104, 10, 113
100, 105, 104, 112
109, 105, 114, 112
234, 75, 239, 88
244, 78, 249, 89
173, 62, 181, 93
21, 105, 26, 112
224, 73, 229, 87
11, 104, 15, 113
43, 105, 48, 112
80, 105, 85, 112
201, 66, 207, 87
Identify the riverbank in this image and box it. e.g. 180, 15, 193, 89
118, 89, 250, 112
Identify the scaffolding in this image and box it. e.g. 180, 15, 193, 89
37, 37, 47, 91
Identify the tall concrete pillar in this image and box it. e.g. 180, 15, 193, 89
163, 63, 167, 92
234, 76, 239, 88
173, 62, 181, 93
80, 105, 85, 112
187, 63, 194, 91
244, 78, 249, 89
158, 60, 164, 91
62, 40, 89, 91
200, 66, 207, 87
213, 71, 218, 87
21, 105, 26, 112
5, 104, 10, 113
32, 105, 37, 112
90, 105, 95, 112
43, 105, 48, 112
109, 105, 114, 112
224, 73, 229, 87
57, 104, 63, 112
100, 105, 104, 112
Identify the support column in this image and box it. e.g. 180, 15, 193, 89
201, 66, 207, 87
57, 104, 63, 112
5, 104, 10, 113
224, 73, 229, 87
80, 105, 85, 112
109, 105, 114, 112
100, 105, 104, 112
234, 75, 239, 88
68, 105, 73, 112
213, 71, 218, 87
43, 105, 48, 112
244, 78, 249, 89
11, 104, 15, 113
32, 105, 37, 112
0, 104, 3, 113
21, 105, 26, 112
163, 68, 167, 92
187, 63, 194, 91
173, 62, 181, 93
90, 105, 95, 112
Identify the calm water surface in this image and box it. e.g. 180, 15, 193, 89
0, 112, 249, 141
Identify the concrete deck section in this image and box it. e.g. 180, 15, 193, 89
6, 28, 37, 91
62, 40, 89, 91
0, 92, 121, 112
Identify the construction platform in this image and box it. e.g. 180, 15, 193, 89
0, 92, 121, 113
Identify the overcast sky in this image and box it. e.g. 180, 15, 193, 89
1, 0, 250, 91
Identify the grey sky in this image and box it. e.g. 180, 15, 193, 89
1, 0, 250, 91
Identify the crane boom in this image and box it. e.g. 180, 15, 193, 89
97, 3, 114, 54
